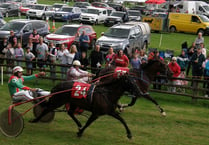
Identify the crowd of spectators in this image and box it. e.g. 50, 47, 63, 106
0, 30, 208, 96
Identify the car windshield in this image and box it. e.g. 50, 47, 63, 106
199, 15, 209, 22
53, 5, 63, 9
0, 22, 25, 32
0, 4, 10, 8
104, 28, 130, 38
55, 26, 78, 36
128, 11, 140, 16
61, 7, 73, 12
86, 9, 99, 15
33, 5, 45, 10
111, 12, 124, 17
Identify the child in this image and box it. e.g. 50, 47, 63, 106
25, 47, 35, 75
14, 43, 24, 66
130, 52, 141, 69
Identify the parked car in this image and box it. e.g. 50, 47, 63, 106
127, 10, 141, 21
130, 5, 147, 15
96, 22, 150, 57
0, 19, 6, 28
26, 4, 52, 20
79, 7, 108, 24
45, 3, 68, 19
104, 11, 129, 27
44, 24, 97, 49
53, 6, 81, 21
107, 3, 123, 11
73, 2, 91, 8
19, 4, 34, 15
0, 19, 49, 46
14, 0, 37, 4
0, 3, 21, 17
91, 2, 115, 15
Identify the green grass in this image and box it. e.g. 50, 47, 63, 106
0, 80, 209, 145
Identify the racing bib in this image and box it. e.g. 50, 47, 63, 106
71, 82, 91, 99
113, 67, 130, 78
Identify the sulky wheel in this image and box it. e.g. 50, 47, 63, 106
0, 109, 24, 137
33, 105, 55, 123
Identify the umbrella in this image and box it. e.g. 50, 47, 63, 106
145, 0, 166, 4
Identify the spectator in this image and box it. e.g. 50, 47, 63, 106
8, 30, 17, 48
138, 49, 147, 62
68, 44, 80, 64
25, 47, 35, 75
57, 44, 69, 79
168, 57, 181, 92
200, 43, 207, 58
14, 43, 24, 66
191, 47, 205, 79
89, 45, 103, 74
149, 50, 164, 90
80, 51, 89, 71
202, 54, 209, 97
0, 37, 8, 64
130, 52, 141, 69
194, 32, 204, 47
176, 50, 189, 92
36, 37, 48, 71
8, 66, 45, 102
186, 42, 196, 76
48, 42, 57, 79
105, 47, 115, 67
67, 60, 95, 83
5, 43, 15, 75
29, 28, 40, 57
112, 49, 129, 67
79, 31, 90, 54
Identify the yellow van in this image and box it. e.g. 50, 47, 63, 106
168, 13, 209, 35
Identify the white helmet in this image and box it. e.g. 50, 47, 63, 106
73, 60, 81, 66
13, 66, 24, 74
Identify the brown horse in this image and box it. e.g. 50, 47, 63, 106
30, 74, 141, 139
96, 58, 173, 116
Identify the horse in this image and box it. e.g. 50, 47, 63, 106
30, 74, 141, 139
96, 58, 173, 116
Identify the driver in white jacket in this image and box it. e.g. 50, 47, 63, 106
67, 60, 95, 83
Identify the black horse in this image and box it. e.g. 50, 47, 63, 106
96, 58, 173, 116
30, 74, 141, 139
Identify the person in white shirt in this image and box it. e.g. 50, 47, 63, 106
67, 60, 95, 83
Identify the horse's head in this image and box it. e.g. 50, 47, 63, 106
120, 74, 141, 97
145, 58, 173, 78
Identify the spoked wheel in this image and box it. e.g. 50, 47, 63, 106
33, 105, 55, 123
0, 109, 24, 137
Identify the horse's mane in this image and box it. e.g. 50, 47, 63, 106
98, 65, 115, 76
141, 58, 163, 70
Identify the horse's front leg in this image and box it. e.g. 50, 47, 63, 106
67, 109, 82, 129
144, 94, 166, 116
109, 111, 132, 139
77, 113, 98, 137
118, 95, 137, 111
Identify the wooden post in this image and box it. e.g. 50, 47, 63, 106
1, 66, 3, 85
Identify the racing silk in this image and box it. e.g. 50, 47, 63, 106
67, 66, 89, 83
8, 74, 38, 96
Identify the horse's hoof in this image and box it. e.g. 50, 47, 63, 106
29, 119, 38, 123
161, 112, 166, 117
127, 134, 132, 139
77, 132, 82, 138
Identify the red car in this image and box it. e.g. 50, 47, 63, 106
91, 2, 115, 15
19, 4, 34, 15
45, 24, 97, 49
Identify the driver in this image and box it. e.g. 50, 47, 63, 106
8, 66, 46, 102
67, 60, 95, 83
